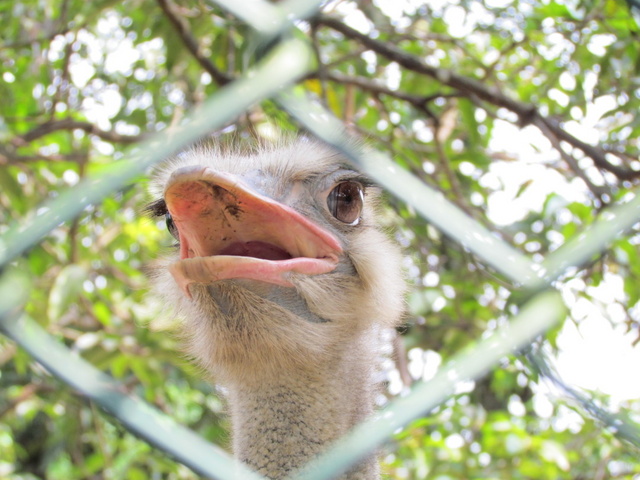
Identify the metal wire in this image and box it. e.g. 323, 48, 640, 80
0, 0, 638, 479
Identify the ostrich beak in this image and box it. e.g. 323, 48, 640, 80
163, 166, 342, 298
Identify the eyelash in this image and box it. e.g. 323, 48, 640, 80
335, 174, 374, 189
144, 199, 168, 217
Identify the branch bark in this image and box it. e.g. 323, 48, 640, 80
0, 150, 89, 165
315, 71, 431, 109
15, 119, 144, 145
156, 0, 232, 86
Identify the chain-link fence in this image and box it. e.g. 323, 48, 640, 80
1, 1, 639, 479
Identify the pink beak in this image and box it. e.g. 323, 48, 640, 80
163, 166, 342, 298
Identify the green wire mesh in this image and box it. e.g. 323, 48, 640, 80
1, 1, 639, 479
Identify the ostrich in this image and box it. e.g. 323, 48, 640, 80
147, 138, 405, 479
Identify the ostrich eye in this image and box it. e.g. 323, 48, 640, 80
327, 181, 364, 225
165, 212, 179, 239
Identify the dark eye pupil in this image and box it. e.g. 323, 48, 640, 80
166, 213, 178, 239
327, 182, 363, 224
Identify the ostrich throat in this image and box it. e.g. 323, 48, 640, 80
192, 282, 378, 480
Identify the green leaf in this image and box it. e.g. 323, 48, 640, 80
459, 98, 481, 151
0, 167, 26, 215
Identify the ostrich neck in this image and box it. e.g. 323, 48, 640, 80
226, 348, 379, 480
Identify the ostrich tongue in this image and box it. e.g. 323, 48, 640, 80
163, 166, 342, 298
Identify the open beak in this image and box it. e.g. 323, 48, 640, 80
163, 166, 342, 298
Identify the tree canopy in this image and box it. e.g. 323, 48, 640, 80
1, 0, 639, 478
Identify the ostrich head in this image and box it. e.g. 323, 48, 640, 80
148, 137, 405, 479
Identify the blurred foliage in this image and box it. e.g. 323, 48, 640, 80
1, 0, 640, 478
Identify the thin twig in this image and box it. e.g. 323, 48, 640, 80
534, 116, 611, 200
0, 150, 90, 165
14, 119, 144, 145
315, 71, 430, 109
155, 0, 232, 86
310, 23, 329, 106
392, 333, 413, 388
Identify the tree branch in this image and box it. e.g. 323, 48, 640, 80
538, 116, 640, 181
304, 69, 464, 132
155, 0, 232, 86
0, 150, 89, 165
315, 15, 640, 182
314, 71, 431, 109
15, 119, 144, 145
